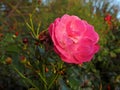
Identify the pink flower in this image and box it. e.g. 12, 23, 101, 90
48, 14, 99, 64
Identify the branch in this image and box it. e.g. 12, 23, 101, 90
6, 0, 23, 18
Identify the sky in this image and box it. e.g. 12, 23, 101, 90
85, 0, 120, 19
108, 0, 120, 18
41, 0, 120, 19
114, 0, 120, 18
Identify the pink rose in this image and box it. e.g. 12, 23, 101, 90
48, 14, 99, 64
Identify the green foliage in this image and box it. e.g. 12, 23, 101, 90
0, 0, 120, 90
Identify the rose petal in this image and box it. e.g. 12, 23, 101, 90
83, 22, 99, 43
48, 14, 100, 64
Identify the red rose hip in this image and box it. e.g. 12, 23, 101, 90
22, 38, 28, 44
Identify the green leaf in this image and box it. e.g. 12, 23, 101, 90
68, 77, 80, 89
28, 88, 38, 90
5, 33, 15, 43
58, 78, 70, 90
114, 48, 120, 53
6, 45, 20, 53
38, 46, 45, 55
110, 51, 117, 58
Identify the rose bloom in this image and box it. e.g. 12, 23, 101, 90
48, 14, 99, 64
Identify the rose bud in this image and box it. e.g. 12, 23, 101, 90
34, 41, 39, 45
104, 14, 112, 22
38, 31, 47, 41
5, 57, 12, 64
20, 56, 27, 64
15, 32, 19, 36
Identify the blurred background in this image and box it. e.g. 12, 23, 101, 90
0, 0, 120, 90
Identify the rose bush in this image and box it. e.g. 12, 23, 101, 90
49, 14, 99, 64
